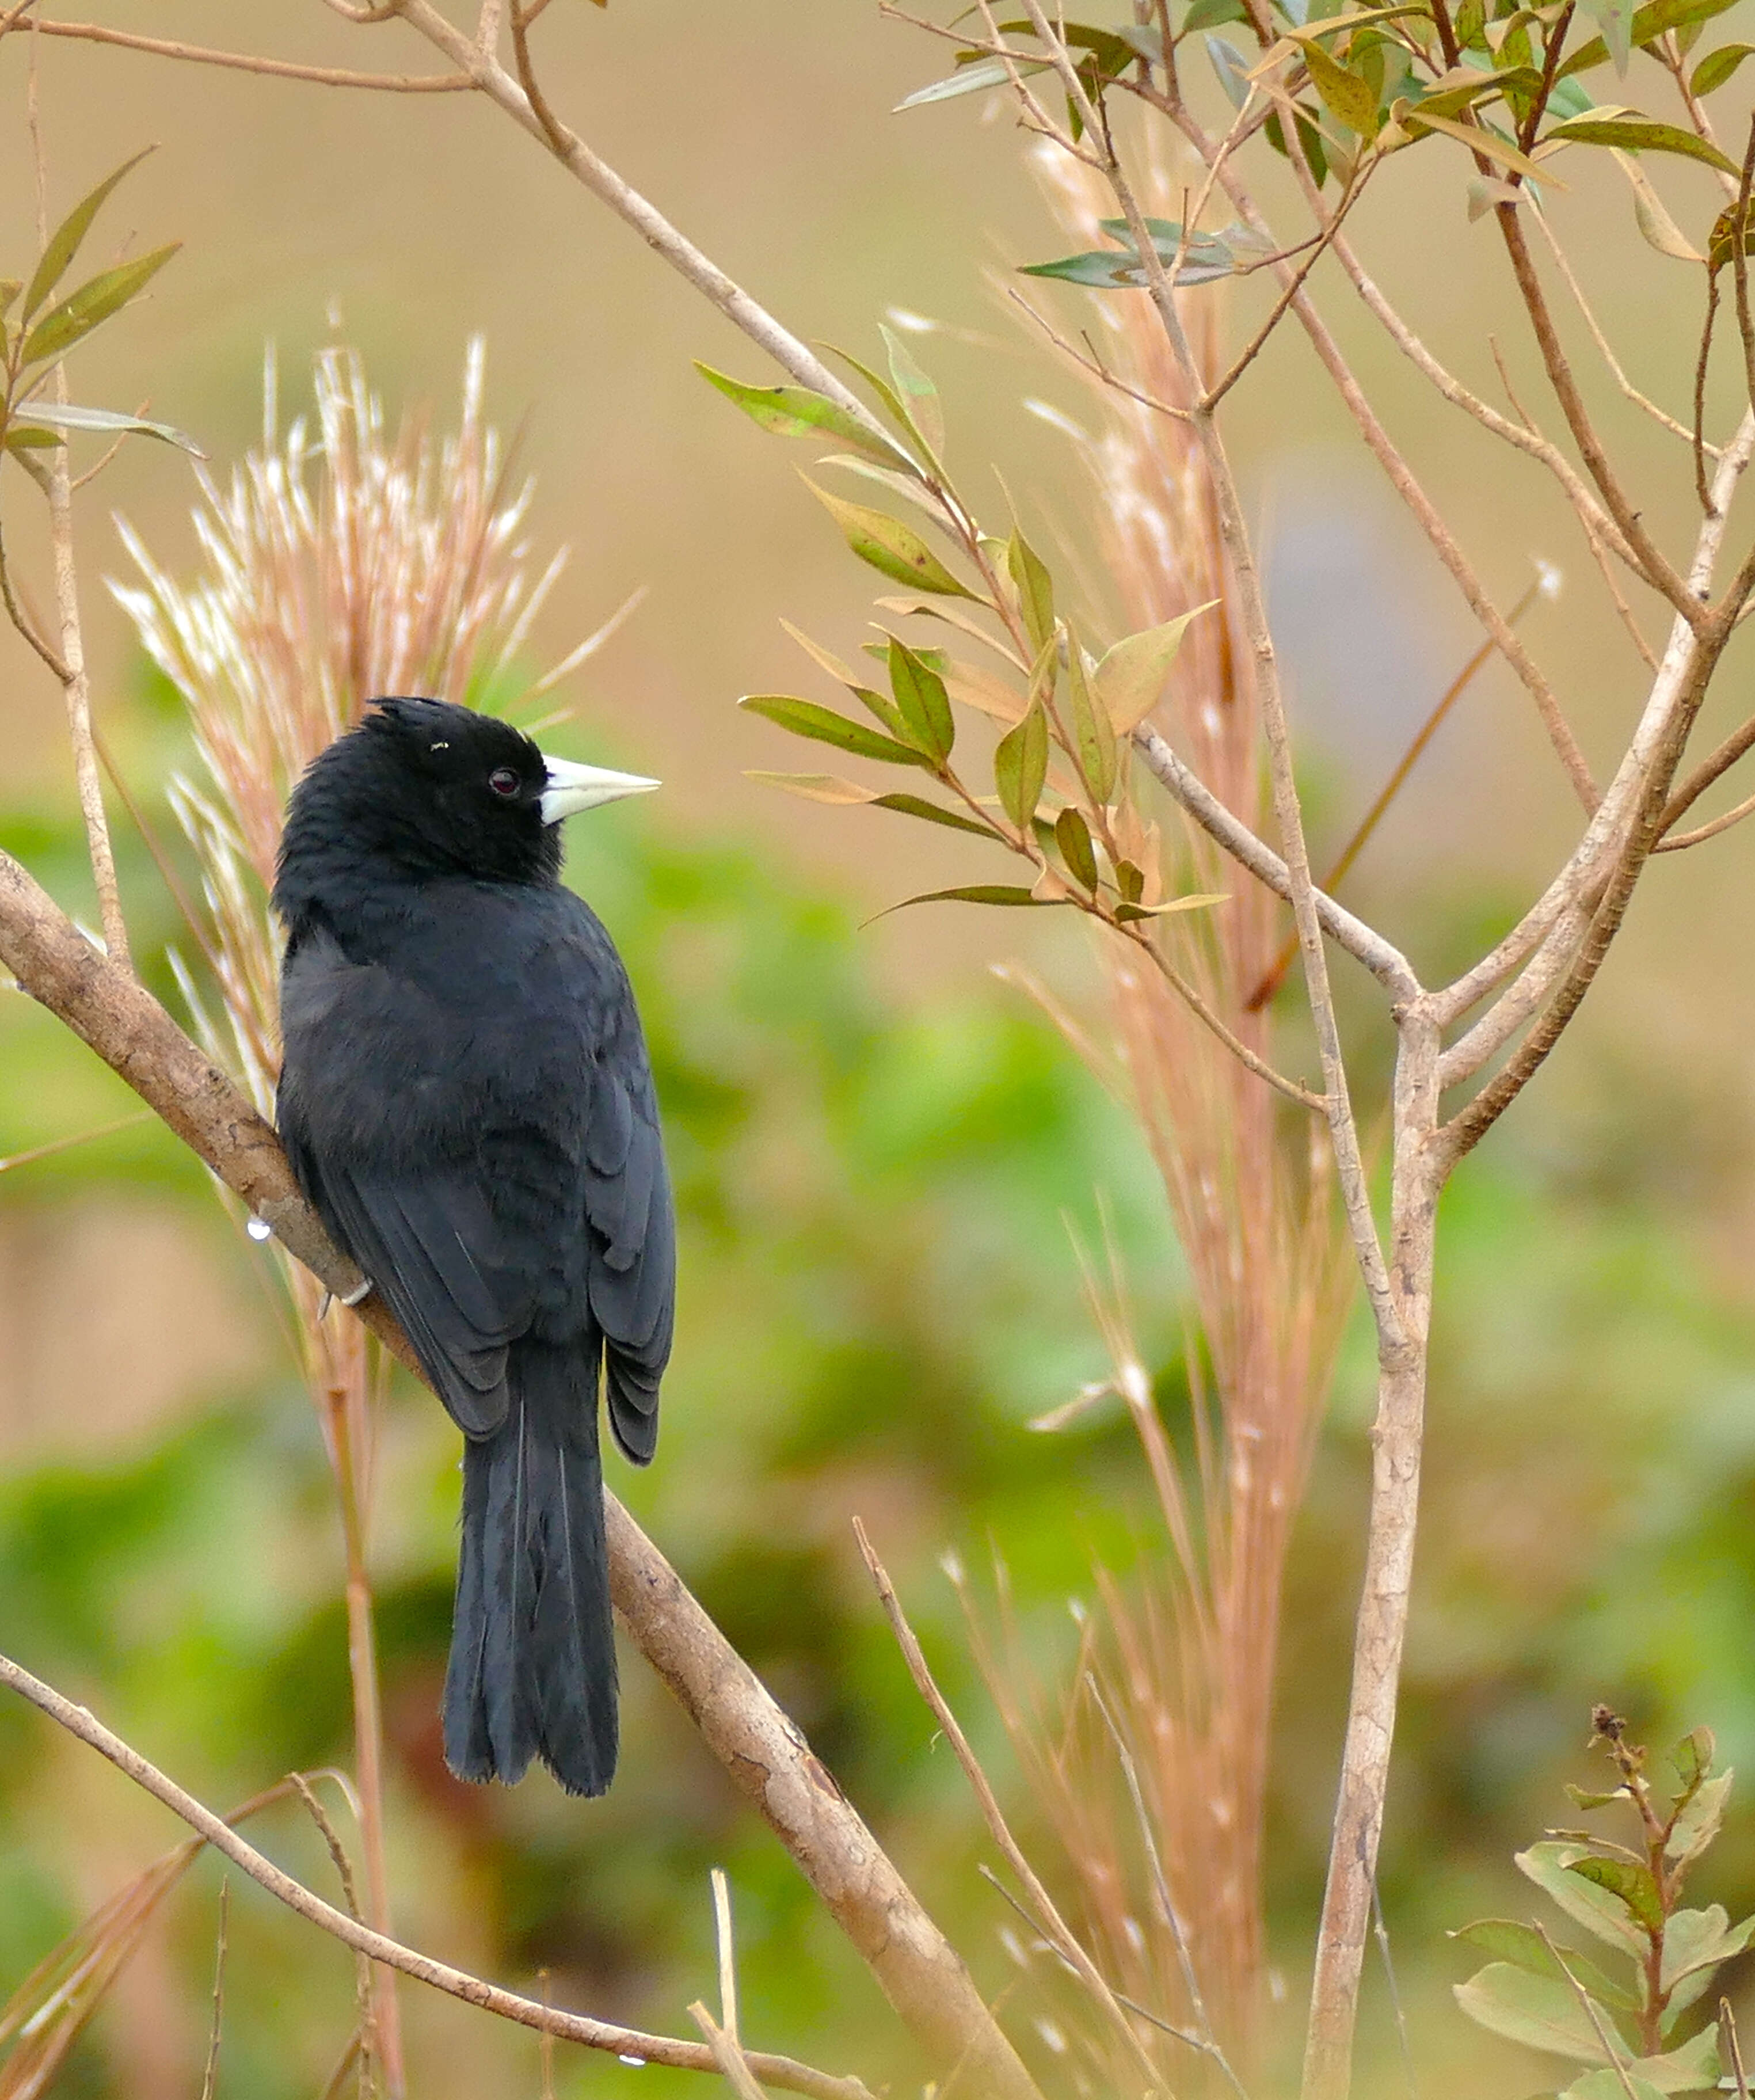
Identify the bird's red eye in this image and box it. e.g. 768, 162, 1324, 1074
488, 767, 520, 799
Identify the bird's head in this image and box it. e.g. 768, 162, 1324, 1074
275, 697, 658, 910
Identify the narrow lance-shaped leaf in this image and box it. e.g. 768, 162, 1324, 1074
1067, 632, 1118, 803
894, 54, 1052, 110
873, 792, 1003, 839
802, 477, 979, 598
1560, 0, 1740, 74
993, 701, 1049, 830
1611, 150, 1705, 261
1094, 601, 1216, 735
5, 426, 63, 453
1398, 104, 1565, 182
1543, 112, 1739, 174
880, 322, 945, 459
22, 244, 181, 366
1293, 33, 1382, 134
872, 884, 1068, 918
1692, 40, 1755, 91
695, 363, 909, 466
17, 401, 204, 455
1583, 0, 1636, 74
745, 771, 882, 805
1007, 529, 1054, 653
1055, 806, 1099, 891
739, 694, 933, 769
22, 147, 155, 325
886, 635, 956, 760
1114, 892, 1228, 922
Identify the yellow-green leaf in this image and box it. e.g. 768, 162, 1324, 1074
744, 770, 882, 804
739, 693, 933, 768
887, 635, 956, 760
1055, 806, 1099, 891
23, 147, 155, 325
1399, 104, 1566, 182
1113, 891, 1228, 921
1093, 602, 1216, 734
22, 243, 181, 365
1293, 33, 1382, 134
696, 363, 908, 466
802, 477, 979, 598
993, 701, 1049, 830
871, 792, 1002, 839
1544, 112, 1738, 175
1067, 636, 1118, 801
1006, 530, 1055, 652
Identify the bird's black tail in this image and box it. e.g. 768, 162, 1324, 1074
441, 1339, 617, 1797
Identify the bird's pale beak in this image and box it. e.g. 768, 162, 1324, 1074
538, 753, 661, 824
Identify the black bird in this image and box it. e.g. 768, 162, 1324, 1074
273, 697, 673, 1797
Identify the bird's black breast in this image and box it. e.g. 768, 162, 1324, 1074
277, 875, 673, 1459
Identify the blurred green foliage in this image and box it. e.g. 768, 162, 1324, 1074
3, 698, 1755, 2099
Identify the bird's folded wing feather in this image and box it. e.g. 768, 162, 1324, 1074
584, 1058, 673, 1466
321, 1164, 520, 1437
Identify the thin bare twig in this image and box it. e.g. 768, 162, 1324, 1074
33, 18, 469, 88
0, 1646, 872, 2100
1654, 785, 1755, 851
198, 1879, 229, 2100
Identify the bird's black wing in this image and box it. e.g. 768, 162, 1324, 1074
277, 920, 528, 1436
580, 1026, 673, 1465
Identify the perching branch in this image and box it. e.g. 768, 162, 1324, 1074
0, 842, 1042, 2100
0, 1646, 871, 2100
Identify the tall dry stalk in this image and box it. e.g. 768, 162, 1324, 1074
982, 153, 1352, 2076
111, 341, 631, 2098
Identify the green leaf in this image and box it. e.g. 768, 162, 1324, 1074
1006, 530, 1055, 653
1710, 203, 1755, 275
1055, 806, 1099, 891
744, 770, 882, 804
0, 278, 21, 322
1671, 1728, 1715, 1791
1067, 637, 1118, 802
1559, 2075, 1668, 2100
1400, 104, 1566, 180
22, 243, 181, 365
1633, 2023, 1722, 2091
1453, 1962, 1618, 2062
695, 364, 908, 466
803, 478, 978, 598
22, 147, 154, 325
880, 883, 1067, 912
18, 401, 203, 454
1518, 1842, 1647, 1955
1661, 1904, 1755, 1991
739, 694, 933, 768
880, 323, 945, 458
1293, 32, 1383, 132
1116, 858, 1145, 903
1542, 112, 1740, 172
1560, 0, 1739, 73
1567, 1856, 1663, 1933
1584, 0, 1635, 73
1114, 892, 1228, 921
887, 636, 956, 760
1022, 217, 1242, 289
1565, 1785, 1634, 1809
1207, 32, 1254, 104
1692, 40, 1755, 89
1614, 151, 1706, 261
894, 54, 1052, 109
1186, 0, 1250, 26
1449, 1920, 1639, 2008
993, 702, 1049, 830
1666, 1768, 1733, 1863
4, 425, 62, 452
1093, 602, 1216, 735
871, 792, 1002, 838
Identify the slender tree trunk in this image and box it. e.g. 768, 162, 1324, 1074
1302, 1006, 1444, 2100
